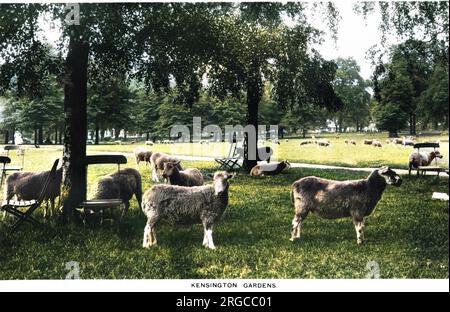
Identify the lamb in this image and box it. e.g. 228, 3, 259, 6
290, 166, 402, 244
142, 171, 235, 249
363, 139, 373, 145
250, 160, 291, 177
150, 152, 182, 182
392, 138, 403, 145
4, 165, 62, 218
408, 151, 443, 175
372, 140, 383, 148
94, 168, 143, 214
162, 160, 204, 186
134, 147, 152, 166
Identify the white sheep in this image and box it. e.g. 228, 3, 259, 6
142, 171, 235, 249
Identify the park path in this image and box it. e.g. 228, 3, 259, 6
93, 151, 449, 177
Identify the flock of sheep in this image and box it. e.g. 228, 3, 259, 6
1, 135, 444, 249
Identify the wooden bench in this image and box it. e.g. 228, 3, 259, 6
77, 155, 128, 225
411, 142, 444, 177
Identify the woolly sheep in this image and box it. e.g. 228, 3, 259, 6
162, 160, 204, 187
142, 171, 235, 249
290, 167, 402, 244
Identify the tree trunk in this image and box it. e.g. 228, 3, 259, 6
4, 130, 9, 144
146, 132, 150, 141
59, 127, 63, 144
55, 128, 58, 144
243, 78, 261, 172
38, 125, 43, 145
61, 37, 89, 224
409, 113, 417, 135
115, 128, 119, 140
302, 128, 307, 138
34, 128, 38, 145
95, 122, 100, 145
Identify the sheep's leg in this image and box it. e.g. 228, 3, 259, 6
143, 221, 153, 249
50, 198, 55, 218
202, 222, 216, 250
290, 210, 308, 242
44, 200, 49, 219
150, 226, 157, 246
152, 166, 160, 182
354, 220, 365, 245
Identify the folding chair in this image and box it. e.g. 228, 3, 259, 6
2, 145, 25, 172
1, 158, 59, 233
77, 155, 127, 225
0, 156, 11, 187
215, 140, 243, 171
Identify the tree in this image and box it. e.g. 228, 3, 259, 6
373, 100, 408, 137
333, 58, 371, 132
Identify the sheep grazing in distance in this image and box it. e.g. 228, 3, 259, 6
290, 166, 402, 244
134, 147, 152, 166
385, 139, 391, 144
4, 165, 62, 218
372, 140, 383, 148
162, 160, 204, 186
317, 139, 330, 147
402, 136, 415, 146
142, 171, 236, 249
300, 140, 316, 146
150, 152, 182, 182
392, 138, 403, 145
350, 140, 356, 145
94, 168, 143, 214
145, 141, 154, 146
250, 160, 291, 177
408, 150, 443, 175
363, 139, 373, 145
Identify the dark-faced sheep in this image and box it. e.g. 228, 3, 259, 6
150, 152, 182, 182
4, 166, 62, 218
94, 168, 143, 214
363, 139, 373, 145
408, 151, 443, 175
290, 167, 402, 244
134, 147, 152, 166
250, 160, 291, 177
142, 171, 235, 249
162, 160, 204, 186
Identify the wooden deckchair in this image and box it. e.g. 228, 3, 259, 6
215, 140, 243, 171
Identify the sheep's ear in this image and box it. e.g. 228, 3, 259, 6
226, 172, 236, 180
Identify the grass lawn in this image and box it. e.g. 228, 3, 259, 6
0, 148, 448, 279
84, 132, 449, 170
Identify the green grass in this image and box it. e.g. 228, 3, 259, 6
0, 148, 448, 279
83, 132, 449, 170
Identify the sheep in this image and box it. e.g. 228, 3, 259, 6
350, 140, 356, 145
145, 141, 154, 146
290, 166, 402, 244
402, 136, 415, 146
150, 152, 182, 182
317, 139, 330, 147
94, 168, 143, 214
408, 150, 443, 175
385, 139, 391, 145
134, 147, 152, 166
363, 139, 373, 145
162, 160, 204, 186
4, 165, 62, 218
392, 138, 403, 145
250, 160, 291, 177
300, 140, 316, 146
142, 171, 235, 249
372, 140, 383, 148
